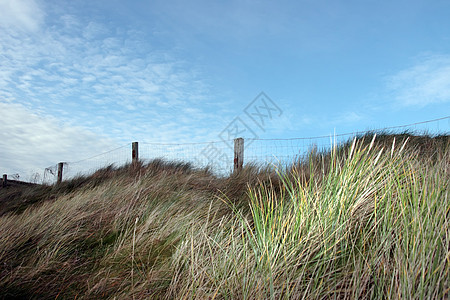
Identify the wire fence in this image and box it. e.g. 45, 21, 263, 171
45, 145, 132, 184
41, 116, 450, 184
141, 141, 232, 172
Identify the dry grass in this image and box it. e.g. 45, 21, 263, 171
0, 133, 449, 299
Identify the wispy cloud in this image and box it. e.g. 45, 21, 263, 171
387, 55, 450, 107
0, 0, 45, 32
0, 102, 121, 181
0, 1, 236, 180
0, 1, 226, 144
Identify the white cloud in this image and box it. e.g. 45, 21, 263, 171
0, 4, 224, 143
0, 102, 123, 182
0, 0, 44, 32
0, 1, 242, 181
387, 55, 450, 107
82, 21, 109, 40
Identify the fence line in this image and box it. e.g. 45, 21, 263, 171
252, 115, 450, 140
33, 115, 450, 184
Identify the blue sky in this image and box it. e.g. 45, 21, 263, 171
1, 0, 449, 181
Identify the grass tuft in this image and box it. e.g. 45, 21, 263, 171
0, 134, 449, 299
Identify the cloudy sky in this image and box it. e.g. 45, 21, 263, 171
1, 0, 450, 181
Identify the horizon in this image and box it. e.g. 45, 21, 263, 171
1, 0, 450, 181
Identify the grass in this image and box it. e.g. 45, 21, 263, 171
0, 133, 449, 299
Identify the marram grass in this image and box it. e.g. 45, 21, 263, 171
170, 136, 449, 299
0, 135, 449, 299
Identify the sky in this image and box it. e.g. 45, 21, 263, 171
1, 0, 450, 182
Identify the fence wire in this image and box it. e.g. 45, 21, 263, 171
41, 116, 450, 184
244, 137, 333, 167
43, 144, 131, 184
140, 141, 233, 174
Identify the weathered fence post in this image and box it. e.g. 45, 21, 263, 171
234, 138, 244, 172
132, 142, 139, 163
57, 162, 64, 184
2, 174, 6, 188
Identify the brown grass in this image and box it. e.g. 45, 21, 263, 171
0, 133, 448, 299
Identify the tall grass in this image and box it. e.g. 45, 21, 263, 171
170, 136, 449, 299
0, 135, 448, 299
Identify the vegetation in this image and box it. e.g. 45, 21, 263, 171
0, 133, 449, 299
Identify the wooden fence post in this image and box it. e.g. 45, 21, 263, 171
234, 138, 244, 172
132, 142, 139, 163
57, 162, 64, 184
2, 174, 6, 188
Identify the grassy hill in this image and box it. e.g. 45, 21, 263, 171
0, 133, 449, 299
